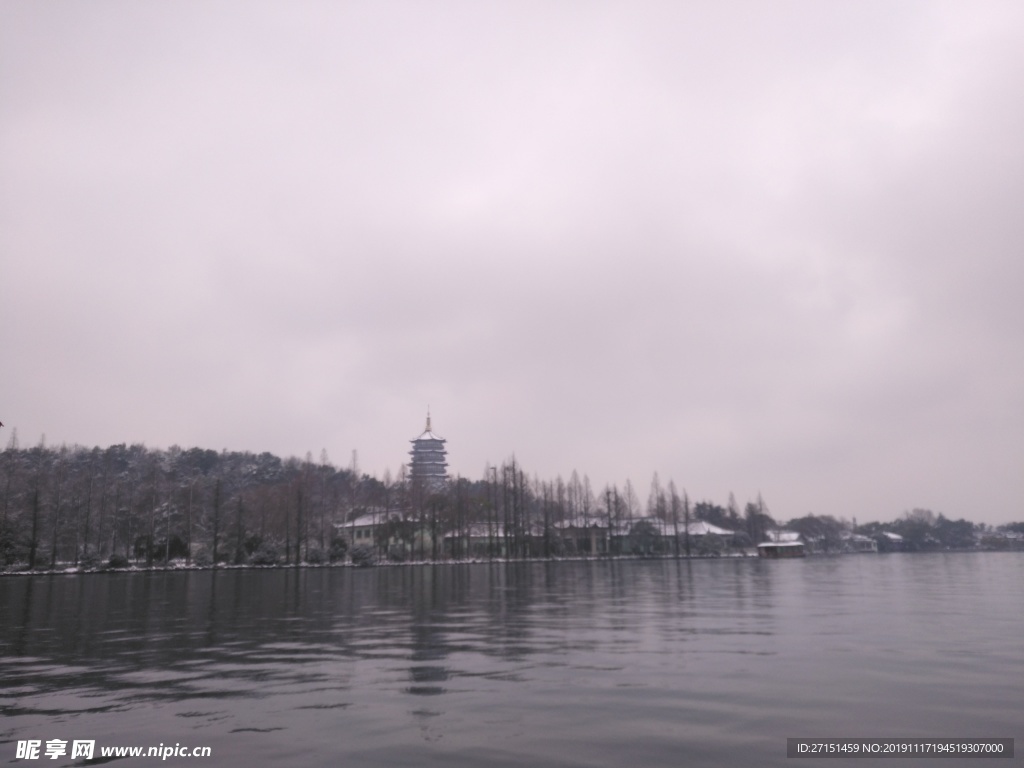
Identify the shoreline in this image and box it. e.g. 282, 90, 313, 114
1, 548, 1004, 578
0, 551, 755, 577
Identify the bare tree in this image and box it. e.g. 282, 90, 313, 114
49, 446, 67, 568
668, 480, 681, 558
211, 478, 222, 566
234, 495, 246, 564
2, 428, 19, 532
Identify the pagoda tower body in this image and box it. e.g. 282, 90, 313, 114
409, 410, 448, 493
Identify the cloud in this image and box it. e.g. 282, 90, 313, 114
2, 0, 1022, 523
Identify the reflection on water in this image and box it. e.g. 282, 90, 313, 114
1, 555, 1023, 767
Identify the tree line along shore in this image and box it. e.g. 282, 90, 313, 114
2, 437, 1020, 573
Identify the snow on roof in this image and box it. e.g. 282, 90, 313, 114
846, 533, 874, 542
335, 512, 395, 528
766, 530, 802, 543
412, 429, 445, 442
624, 516, 673, 534
558, 517, 738, 536
686, 520, 736, 536
554, 517, 612, 530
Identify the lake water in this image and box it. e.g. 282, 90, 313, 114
1, 554, 1021, 767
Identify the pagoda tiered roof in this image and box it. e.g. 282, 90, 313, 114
408, 409, 449, 486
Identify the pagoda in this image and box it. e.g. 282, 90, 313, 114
408, 409, 448, 492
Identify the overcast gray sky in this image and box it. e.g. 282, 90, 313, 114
2, 1, 1022, 525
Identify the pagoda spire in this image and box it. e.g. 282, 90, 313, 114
426, 406, 431, 432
